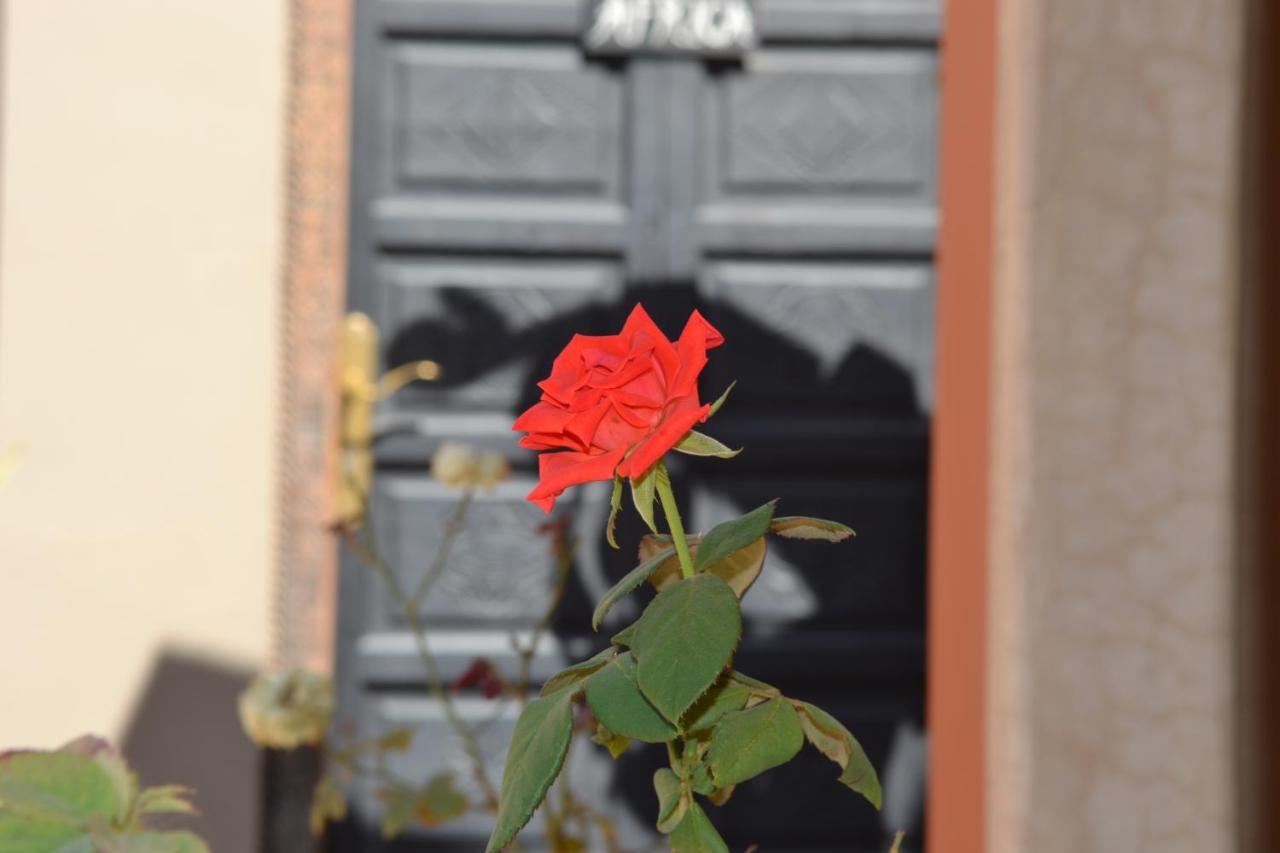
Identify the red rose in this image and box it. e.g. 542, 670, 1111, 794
514, 304, 724, 512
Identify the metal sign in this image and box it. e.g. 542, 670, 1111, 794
584, 0, 757, 58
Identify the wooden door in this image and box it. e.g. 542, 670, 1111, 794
334, 2, 939, 849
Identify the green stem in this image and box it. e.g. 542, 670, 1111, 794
347, 499, 501, 811
654, 461, 695, 579
409, 489, 473, 608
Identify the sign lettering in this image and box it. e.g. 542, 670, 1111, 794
584, 0, 757, 57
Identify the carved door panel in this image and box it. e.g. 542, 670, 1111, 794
334, 2, 938, 850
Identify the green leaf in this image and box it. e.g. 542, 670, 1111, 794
728, 671, 778, 700
590, 724, 631, 760
649, 537, 767, 600
630, 466, 659, 534
672, 431, 741, 459
309, 776, 347, 836
418, 774, 468, 826
486, 690, 575, 853
687, 759, 715, 796
540, 647, 615, 697
668, 801, 729, 853
707, 785, 735, 807
794, 701, 882, 810
652, 768, 687, 834
605, 475, 624, 550
591, 545, 677, 630
0, 752, 119, 824
379, 787, 417, 840
633, 575, 741, 723
0, 814, 86, 853
134, 785, 197, 816
112, 831, 210, 853
58, 737, 136, 826
770, 516, 856, 542
707, 381, 735, 418
610, 623, 637, 648
377, 776, 468, 837
584, 654, 678, 743
692, 502, 776, 572
681, 678, 751, 734
706, 697, 804, 788
376, 728, 414, 753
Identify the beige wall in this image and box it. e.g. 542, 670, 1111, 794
989, 0, 1245, 851
0, 0, 286, 750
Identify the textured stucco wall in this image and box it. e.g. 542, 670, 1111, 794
989, 1, 1244, 851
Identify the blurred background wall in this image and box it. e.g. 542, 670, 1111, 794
0, 0, 286, 843
988, 0, 1246, 850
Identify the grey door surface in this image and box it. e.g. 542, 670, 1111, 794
334, 2, 939, 850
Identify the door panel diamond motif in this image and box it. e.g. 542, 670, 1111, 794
393, 44, 620, 191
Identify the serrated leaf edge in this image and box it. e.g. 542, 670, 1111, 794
633, 576, 743, 723
591, 546, 679, 630
485, 692, 575, 853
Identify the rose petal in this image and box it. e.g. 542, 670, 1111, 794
589, 406, 650, 452
689, 309, 725, 349
594, 355, 655, 390
564, 400, 611, 447
513, 401, 573, 434
612, 390, 663, 410
539, 333, 622, 404
610, 396, 655, 429
669, 310, 724, 399
615, 403, 711, 481
519, 433, 581, 452
619, 304, 665, 346
526, 447, 628, 513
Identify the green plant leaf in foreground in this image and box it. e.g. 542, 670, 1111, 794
633, 574, 742, 723
0, 814, 86, 853
540, 646, 616, 697
0, 751, 119, 824
591, 724, 631, 759
706, 697, 804, 788
669, 801, 729, 853
641, 534, 768, 600
610, 623, 637, 648
134, 785, 198, 816
0, 740, 209, 853
728, 670, 779, 701
681, 677, 751, 734
692, 502, 776, 572
769, 516, 856, 542
652, 768, 687, 834
605, 475, 624, 549
631, 464, 659, 534
794, 701, 882, 809
707, 381, 735, 418
486, 690, 575, 853
584, 654, 678, 743
673, 431, 741, 459
111, 831, 210, 853
591, 545, 678, 630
